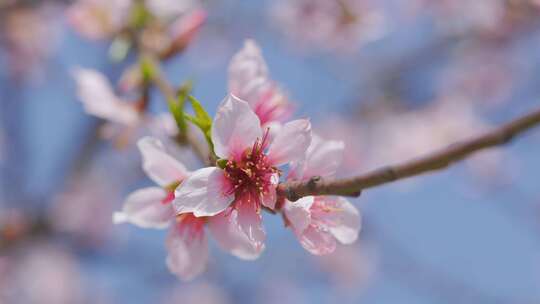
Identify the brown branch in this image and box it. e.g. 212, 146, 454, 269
278, 106, 540, 201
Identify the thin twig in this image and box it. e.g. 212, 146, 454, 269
141, 53, 212, 165
278, 106, 540, 201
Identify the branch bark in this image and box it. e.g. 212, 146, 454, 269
277, 106, 540, 201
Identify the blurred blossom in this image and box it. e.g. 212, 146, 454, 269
360, 97, 506, 181
67, 0, 132, 40
258, 279, 307, 304
0, 4, 62, 80
437, 48, 515, 107
73, 68, 177, 146
413, 0, 505, 34
228, 40, 294, 126
410, 0, 540, 36
67, 0, 205, 59
271, 0, 387, 51
0, 244, 83, 304
161, 282, 231, 304
315, 243, 376, 293
48, 169, 120, 247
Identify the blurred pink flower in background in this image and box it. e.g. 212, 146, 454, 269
0, 4, 62, 80
0, 244, 85, 304
315, 243, 376, 293
72, 68, 178, 146
161, 282, 231, 304
271, 0, 387, 51
174, 95, 312, 254
412, 0, 505, 34
48, 169, 120, 247
228, 40, 294, 127
283, 135, 361, 255
67, 0, 131, 40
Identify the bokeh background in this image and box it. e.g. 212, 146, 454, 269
2, 0, 540, 303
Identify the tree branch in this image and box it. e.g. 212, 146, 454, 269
277, 106, 540, 201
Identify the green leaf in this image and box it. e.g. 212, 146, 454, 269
139, 57, 155, 82
184, 95, 214, 154
130, 0, 152, 29
168, 82, 192, 136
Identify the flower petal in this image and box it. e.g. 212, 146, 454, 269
283, 196, 314, 233
297, 225, 336, 255
137, 137, 190, 187
267, 119, 311, 166
291, 134, 345, 180
113, 187, 173, 229
208, 210, 264, 260
324, 197, 361, 245
228, 39, 270, 107
72, 68, 138, 125
165, 220, 208, 281
260, 173, 279, 210
211, 94, 262, 160
173, 167, 234, 217
236, 199, 266, 251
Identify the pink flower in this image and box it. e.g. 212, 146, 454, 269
67, 0, 131, 40
271, 0, 386, 51
114, 137, 260, 280
174, 94, 312, 252
73, 67, 140, 127
73, 68, 178, 146
228, 40, 294, 126
283, 135, 361, 255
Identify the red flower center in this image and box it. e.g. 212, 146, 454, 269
223, 129, 279, 208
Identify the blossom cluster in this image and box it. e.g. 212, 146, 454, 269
74, 40, 363, 280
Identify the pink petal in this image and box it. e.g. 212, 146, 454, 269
113, 187, 173, 229
283, 196, 314, 233
137, 137, 190, 187
228, 40, 271, 107
291, 134, 345, 180
236, 200, 266, 251
267, 119, 311, 166
211, 94, 262, 160
298, 225, 336, 256
322, 197, 361, 245
260, 173, 279, 210
208, 210, 264, 260
72, 68, 138, 125
173, 167, 234, 217
165, 220, 208, 281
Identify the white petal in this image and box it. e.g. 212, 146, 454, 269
165, 222, 208, 281
236, 200, 266, 251
283, 196, 314, 233
208, 210, 264, 260
137, 137, 190, 187
72, 67, 138, 125
325, 197, 361, 245
228, 40, 270, 106
211, 94, 262, 160
113, 187, 173, 229
267, 119, 311, 166
293, 134, 345, 180
260, 173, 279, 210
173, 167, 234, 217
298, 225, 336, 256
